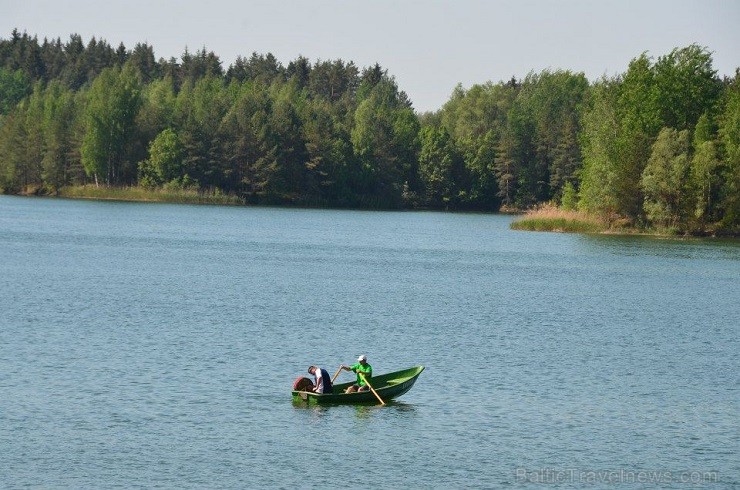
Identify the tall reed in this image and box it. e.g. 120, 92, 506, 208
511, 204, 607, 233
58, 185, 244, 206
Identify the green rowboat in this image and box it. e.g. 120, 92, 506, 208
292, 365, 424, 404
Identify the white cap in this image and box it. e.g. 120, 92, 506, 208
357, 354, 367, 362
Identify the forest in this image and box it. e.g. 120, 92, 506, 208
0, 29, 738, 233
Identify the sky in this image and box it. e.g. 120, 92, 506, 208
2, 0, 738, 112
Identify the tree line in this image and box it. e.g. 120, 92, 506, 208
0, 29, 737, 232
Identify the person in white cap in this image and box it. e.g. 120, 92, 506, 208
339, 355, 373, 393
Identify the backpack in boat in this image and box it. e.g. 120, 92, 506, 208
293, 376, 314, 392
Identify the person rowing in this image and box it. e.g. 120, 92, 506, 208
338, 354, 372, 393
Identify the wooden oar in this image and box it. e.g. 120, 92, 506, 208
359, 372, 385, 406
331, 366, 343, 383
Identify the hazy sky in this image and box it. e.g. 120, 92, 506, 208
2, 0, 738, 112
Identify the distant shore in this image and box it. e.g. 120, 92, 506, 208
19, 185, 246, 206
12, 184, 476, 211
10, 186, 739, 238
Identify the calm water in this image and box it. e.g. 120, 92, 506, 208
1, 195, 738, 488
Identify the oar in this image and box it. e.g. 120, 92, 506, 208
331, 366, 343, 383
359, 372, 385, 406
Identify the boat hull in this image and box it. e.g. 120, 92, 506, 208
292, 365, 424, 404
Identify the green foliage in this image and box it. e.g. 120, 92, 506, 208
0, 79, 80, 192
301, 96, 355, 205
139, 128, 183, 187
0, 111, 25, 191
351, 79, 420, 207
41, 81, 78, 189
308, 59, 359, 101
653, 45, 720, 131
693, 113, 715, 145
463, 130, 499, 209
641, 128, 691, 228
137, 76, 177, 140
561, 181, 578, 210
173, 75, 233, 189
579, 47, 732, 233
578, 80, 621, 216
418, 126, 463, 207
81, 65, 142, 184
0, 67, 31, 114
0, 31, 736, 233
492, 70, 588, 207
219, 81, 271, 195
691, 140, 720, 222
607, 46, 722, 220
128, 43, 159, 83
717, 72, 740, 230
227, 52, 282, 86
439, 81, 515, 209
255, 80, 309, 198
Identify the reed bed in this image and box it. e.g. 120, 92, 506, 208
511, 205, 607, 233
58, 185, 244, 206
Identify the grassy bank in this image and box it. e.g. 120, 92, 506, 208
511, 205, 740, 237
57, 185, 245, 206
511, 205, 610, 233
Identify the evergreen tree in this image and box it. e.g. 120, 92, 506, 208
308, 60, 359, 101
41, 81, 78, 190
40, 37, 65, 81
0, 112, 27, 191
174, 75, 230, 189
61, 34, 87, 89
301, 96, 355, 205
286, 56, 311, 88
129, 43, 159, 83
219, 81, 271, 196
351, 79, 419, 207
418, 125, 464, 207
439, 82, 515, 209
226, 52, 283, 85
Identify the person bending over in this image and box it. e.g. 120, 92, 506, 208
307, 365, 333, 394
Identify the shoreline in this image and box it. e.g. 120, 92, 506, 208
8, 184, 498, 213
55, 185, 245, 206
511, 206, 739, 239
7, 186, 739, 239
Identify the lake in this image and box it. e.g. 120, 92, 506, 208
1, 195, 738, 488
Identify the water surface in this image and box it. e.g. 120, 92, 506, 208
1, 196, 738, 488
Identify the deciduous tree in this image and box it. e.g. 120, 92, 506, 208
641, 127, 691, 228
80, 65, 142, 185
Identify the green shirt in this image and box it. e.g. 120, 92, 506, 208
351, 362, 372, 386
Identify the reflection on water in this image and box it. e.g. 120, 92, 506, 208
352, 401, 417, 418
580, 233, 740, 261
291, 399, 417, 418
